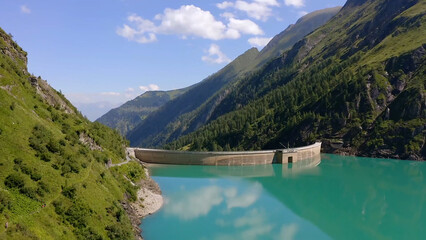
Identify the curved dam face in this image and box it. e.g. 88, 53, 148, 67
132, 142, 321, 166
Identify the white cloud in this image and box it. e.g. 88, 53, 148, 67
217, 0, 279, 21
284, 0, 305, 8
156, 5, 230, 40
221, 12, 235, 19
217, 1, 235, 9
202, 44, 231, 64
116, 15, 158, 43
255, 0, 279, 6
139, 84, 160, 92
248, 37, 272, 48
20, 5, 31, 14
228, 18, 263, 35
298, 10, 308, 16
101, 92, 120, 96
117, 5, 266, 44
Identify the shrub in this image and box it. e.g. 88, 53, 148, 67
38, 152, 51, 162
74, 227, 102, 240
59, 139, 66, 146
62, 186, 77, 199
20, 165, 32, 175
13, 158, 23, 165
65, 203, 91, 228
0, 191, 11, 213
30, 171, 42, 182
37, 181, 50, 194
4, 173, 25, 189
46, 139, 61, 153
105, 225, 132, 240
53, 200, 66, 215
20, 186, 37, 199
61, 164, 71, 175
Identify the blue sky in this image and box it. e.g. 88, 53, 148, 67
0, 0, 346, 120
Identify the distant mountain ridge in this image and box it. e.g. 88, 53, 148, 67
96, 87, 189, 135
168, 0, 425, 160
123, 7, 341, 147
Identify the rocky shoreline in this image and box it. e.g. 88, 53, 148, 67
122, 149, 163, 240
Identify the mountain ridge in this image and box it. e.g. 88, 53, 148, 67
167, 0, 425, 160
96, 87, 190, 136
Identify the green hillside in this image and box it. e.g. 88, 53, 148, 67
126, 7, 340, 148
0, 28, 144, 239
96, 88, 189, 136
167, 0, 426, 160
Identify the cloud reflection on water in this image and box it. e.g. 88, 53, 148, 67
164, 181, 262, 220
214, 209, 273, 240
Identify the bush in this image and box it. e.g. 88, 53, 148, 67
4, 173, 25, 189
39, 152, 51, 162
62, 186, 77, 199
105, 225, 132, 240
30, 171, 42, 182
46, 139, 61, 153
74, 227, 102, 240
59, 139, 66, 146
61, 164, 71, 175
65, 203, 91, 228
37, 181, 50, 195
14, 158, 23, 165
0, 191, 11, 213
20, 186, 37, 199
53, 200, 66, 215
20, 165, 32, 175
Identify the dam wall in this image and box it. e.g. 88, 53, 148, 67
133, 142, 321, 166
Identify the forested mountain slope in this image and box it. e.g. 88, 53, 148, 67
0, 28, 144, 239
96, 88, 189, 136
168, 0, 426, 160
126, 7, 340, 147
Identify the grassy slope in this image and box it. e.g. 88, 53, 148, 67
168, 0, 425, 159
0, 28, 144, 239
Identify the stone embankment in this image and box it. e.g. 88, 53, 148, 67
121, 148, 163, 240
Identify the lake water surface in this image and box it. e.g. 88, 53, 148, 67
141, 154, 426, 240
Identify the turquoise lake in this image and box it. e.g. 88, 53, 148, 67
140, 154, 426, 240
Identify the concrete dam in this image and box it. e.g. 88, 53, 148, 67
132, 142, 321, 166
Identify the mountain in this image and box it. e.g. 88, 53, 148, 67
96, 88, 189, 136
0, 28, 144, 239
168, 0, 426, 160
125, 7, 341, 148
126, 47, 260, 146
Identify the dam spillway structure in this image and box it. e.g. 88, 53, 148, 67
132, 142, 321, 166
